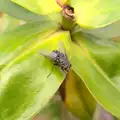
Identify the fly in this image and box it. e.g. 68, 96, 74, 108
38, 49, 71, 78
49, 50, 71, 73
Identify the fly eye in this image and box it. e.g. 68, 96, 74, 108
52, 52, 57, 58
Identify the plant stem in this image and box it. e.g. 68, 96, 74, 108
61, 16, 75, 30
61, 5, 75, 30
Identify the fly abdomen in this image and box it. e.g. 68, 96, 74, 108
51, 50, 71, 74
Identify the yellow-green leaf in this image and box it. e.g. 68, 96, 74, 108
11, 0, 66, 15
0, 21, 58, 68
69, 0, 120, 28
62, 70, 96, 120
69, 41, 120, 118
0, 21, 72, 119
0, 0, 50, 22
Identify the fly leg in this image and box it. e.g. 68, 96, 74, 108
46, 63, 57, 79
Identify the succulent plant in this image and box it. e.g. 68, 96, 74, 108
0, 0, 120, 120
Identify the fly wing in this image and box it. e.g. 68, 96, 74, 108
57, 41, 66, 54
38, 50, 53, 60
38, 41, 69, 61
38, 41, 66, 57
57, 41, 72, 63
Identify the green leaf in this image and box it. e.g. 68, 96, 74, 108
37, 95, 61, 120
72, 33, 120, 119
0, 25, 71, 119
63, 70, 96, 120
72, 21, 120, 39
0, 54, 64, 120
11, 0, 64, 15
1, 14, 22, 33
0, 21, 58, 68
71, 32, 120, 118
72, 32, 120, 93
0, 0, 50, 22
69, 0, 120, 28
72, 32, 120, 78
69, 40, 120, 118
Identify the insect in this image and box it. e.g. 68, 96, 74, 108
38, 48, 71, 78
49, 50, 71, 73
